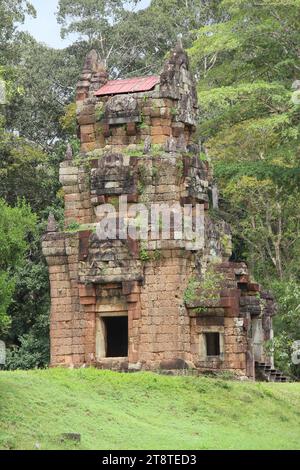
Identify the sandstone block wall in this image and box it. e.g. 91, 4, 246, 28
42, 43, 276, 378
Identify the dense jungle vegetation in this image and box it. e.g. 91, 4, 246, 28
0, 0, 299, 377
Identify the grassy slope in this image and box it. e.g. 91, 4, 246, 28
0, 368, 300, 450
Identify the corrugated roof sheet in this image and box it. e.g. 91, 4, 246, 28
95, 75, 160, 96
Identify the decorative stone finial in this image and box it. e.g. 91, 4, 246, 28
83, 49, 99, 72
65, 143, 73, 161
144, 136, 152, 154
160, 39, 190, 99
177, 133, 187, 152
164, 137, 177, 153
46, 213, 58, 233
176, 34, 183, 50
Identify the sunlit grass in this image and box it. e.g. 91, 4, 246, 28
0, 368, 299, 450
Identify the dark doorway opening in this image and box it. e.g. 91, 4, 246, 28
205, 333, 220, 356
103, 316, 128, 357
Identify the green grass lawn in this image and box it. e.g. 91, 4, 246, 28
0, 368, 299, 450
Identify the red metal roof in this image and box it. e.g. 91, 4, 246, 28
95, 75, 160, 96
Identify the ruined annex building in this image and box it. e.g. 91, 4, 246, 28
42, 44, 276, 379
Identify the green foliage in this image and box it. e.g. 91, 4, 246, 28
60, 102, 77, 136
189, 1, 300, 372
56, 0, 139, 78
0, 273, 14, 334
55, 0, 220, 78
57, 0, 130, 42
0, 1, 35, 63
0, 131, 56, 211
170, 106, 178, 117
138, 120, 149, 131
108, 197, 119, 209
139, 244, 161, 263
137, 163, 150, 194
189, 0, 300, 281
268, 279, 300, 378
152, 164, 159, 180
5, 310, 50, 370
139, 247, 151, 262
220, 234, 232, 256
199, 152, 208, 161
0, 199, 37, 334
66, 220, 81, 232
6, 37, 80, 148
184, 277, 199, 304
124, 146, 144, 158
0, 199, 37, 271
176, 158, 184, 178
184, 266, 225, 311
219, 176, 300, 280
94, 102, 105, 122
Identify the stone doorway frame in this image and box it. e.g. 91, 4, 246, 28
96, 311, 128, 359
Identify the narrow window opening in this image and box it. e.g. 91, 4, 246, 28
205, 333, 220, 356
103, 316, 128, 357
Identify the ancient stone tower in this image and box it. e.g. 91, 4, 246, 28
42, 44, 276, 378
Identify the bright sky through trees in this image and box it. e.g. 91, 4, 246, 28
21, 0, 151, 48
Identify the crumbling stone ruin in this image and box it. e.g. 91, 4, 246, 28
42, 44, 276, 378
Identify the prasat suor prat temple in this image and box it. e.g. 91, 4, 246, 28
42, 43, 277, 379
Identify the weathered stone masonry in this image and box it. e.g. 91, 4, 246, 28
42, 44, 276, 377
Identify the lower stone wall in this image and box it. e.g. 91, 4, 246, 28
43, 231, 254, 376
134, 252, 194, 368
43, 233, 84, 366
43, 216, 274, 376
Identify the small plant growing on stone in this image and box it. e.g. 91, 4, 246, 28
152, 164, 159, 181
139, 247, 151, 262
137, 164, 150, 194
138, 113, 149, 131
151, 144, 163, 157
184, 265, 225, 312
95, 125, 103, 138
137, 112, 149, 131
108, 196, 119, 209
95, 102, 105, 121
176, 158, 184, 178
152, 249, 162, 261
66, 221, 80, 232
220, 234, 232, 256
139, 246, 161, 263
208, 207, 223, 222
151, 105, 160, 115
137, 181, 145, 195
183, 277, 200, 305
171, 107, 178, 117
124, 144, 144, 157
199, 152, 208, 161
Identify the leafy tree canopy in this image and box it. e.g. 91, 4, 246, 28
0, 0, 35, 64
56, 0, 220, 77
189, 0, 300, 280
0, 199, 36, 334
